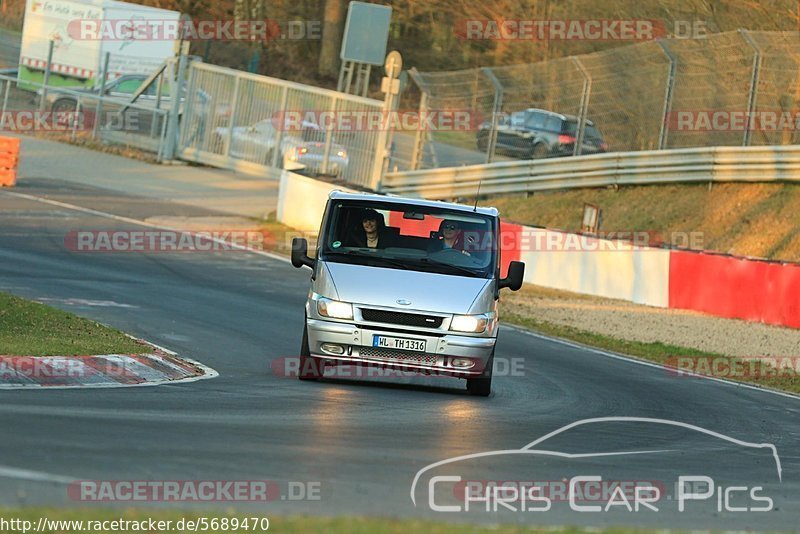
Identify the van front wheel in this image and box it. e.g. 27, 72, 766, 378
298, 325, 322, 381
466, 350, 494, 397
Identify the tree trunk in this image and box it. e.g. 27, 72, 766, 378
318, 0, 346, 78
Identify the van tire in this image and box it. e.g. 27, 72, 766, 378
466, 350, 494, 397
298, 325, 322, 381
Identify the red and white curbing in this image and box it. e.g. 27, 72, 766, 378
0, 340, 218, 389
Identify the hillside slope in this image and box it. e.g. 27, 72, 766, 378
488, 183, 800, 262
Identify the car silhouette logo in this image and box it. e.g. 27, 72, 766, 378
396, 299, 412, 306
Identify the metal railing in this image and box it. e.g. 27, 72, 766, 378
382, 145, 800, 199
401, 30, 800, 171
178, 61, 385, 189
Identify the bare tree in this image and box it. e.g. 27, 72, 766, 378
318, 0, 346, 78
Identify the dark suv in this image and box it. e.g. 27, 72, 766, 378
476, 108, 608, 159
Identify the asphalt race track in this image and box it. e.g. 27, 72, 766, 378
1, 179, 799, 530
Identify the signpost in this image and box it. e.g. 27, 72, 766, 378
370, 50, 403, 190
337, 1, 392, 96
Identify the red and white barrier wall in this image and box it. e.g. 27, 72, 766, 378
503, 223, 800, 329
669, 250, 800, 328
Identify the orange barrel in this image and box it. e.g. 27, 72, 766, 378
0, 136, 20, 187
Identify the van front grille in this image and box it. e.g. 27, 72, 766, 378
360, 308, 444, 328
358, 347, 438, 366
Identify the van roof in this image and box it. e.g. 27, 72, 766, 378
328, 191, 499, 217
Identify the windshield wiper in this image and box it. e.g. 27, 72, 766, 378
325, 250, 412, 269
421, 257, 483, 276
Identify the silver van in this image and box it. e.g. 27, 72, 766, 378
291, 191, 525, 396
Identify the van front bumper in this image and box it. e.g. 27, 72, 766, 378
306, 318, 496, 377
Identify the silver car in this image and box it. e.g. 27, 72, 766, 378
291, 191, 525, 396
214, 119, 349, 177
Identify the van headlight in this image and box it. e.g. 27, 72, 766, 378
450, 313, 491, 333
317, 297, 353, 320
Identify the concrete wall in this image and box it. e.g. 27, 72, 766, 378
516, 227, 670, 307
276, 171, 356, 232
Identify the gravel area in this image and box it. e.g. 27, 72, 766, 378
501, 285, 800, 358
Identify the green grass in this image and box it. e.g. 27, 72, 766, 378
500, 310, 800, 395
486, 183, 800, 262
0, 508, 665, 533
0, 292, 152, 356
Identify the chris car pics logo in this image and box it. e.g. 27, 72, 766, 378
410, 417, 780, 514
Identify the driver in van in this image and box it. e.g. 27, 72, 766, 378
427, 219, 470, 255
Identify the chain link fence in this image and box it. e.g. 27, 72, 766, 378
0, 69, 170, 158
178, 62, 385, 189
401, 31, 800, 170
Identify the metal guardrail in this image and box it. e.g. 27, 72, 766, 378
382, 145, 800, 199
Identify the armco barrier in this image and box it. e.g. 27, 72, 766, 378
382, 145, 800, 199
669, 250, 800, 329
0, 136, 20, 187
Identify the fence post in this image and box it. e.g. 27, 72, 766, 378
480, 67, 504, 164
657, 40, 677, 150
572, 57, 591, 156
270, 85, 289, 168
739, 29, 762, 147
223, 74, 241, 162
1, 79, 10, 130
320, 94, 338, 176
93, 52, 110, 139
163, 51, 188, 161
71, 97, 81, 140
370, 59, 401, 191
407, 68, 430, 171
38, 40, 55, 112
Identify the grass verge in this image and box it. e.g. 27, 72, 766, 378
0, 508, 656, 533
500, 309, 800, 395
0, 292, 152, 356
485, 183, 800, 263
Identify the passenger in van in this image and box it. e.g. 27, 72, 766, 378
345, 209, 394, 248
428, 219, 470, 255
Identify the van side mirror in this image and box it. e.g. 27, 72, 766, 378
499, 261, 525, 291
291, 238, 315, 269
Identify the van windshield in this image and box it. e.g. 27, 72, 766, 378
319, 200, 497, 278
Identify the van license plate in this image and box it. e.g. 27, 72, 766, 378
373, 335, 426, 352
